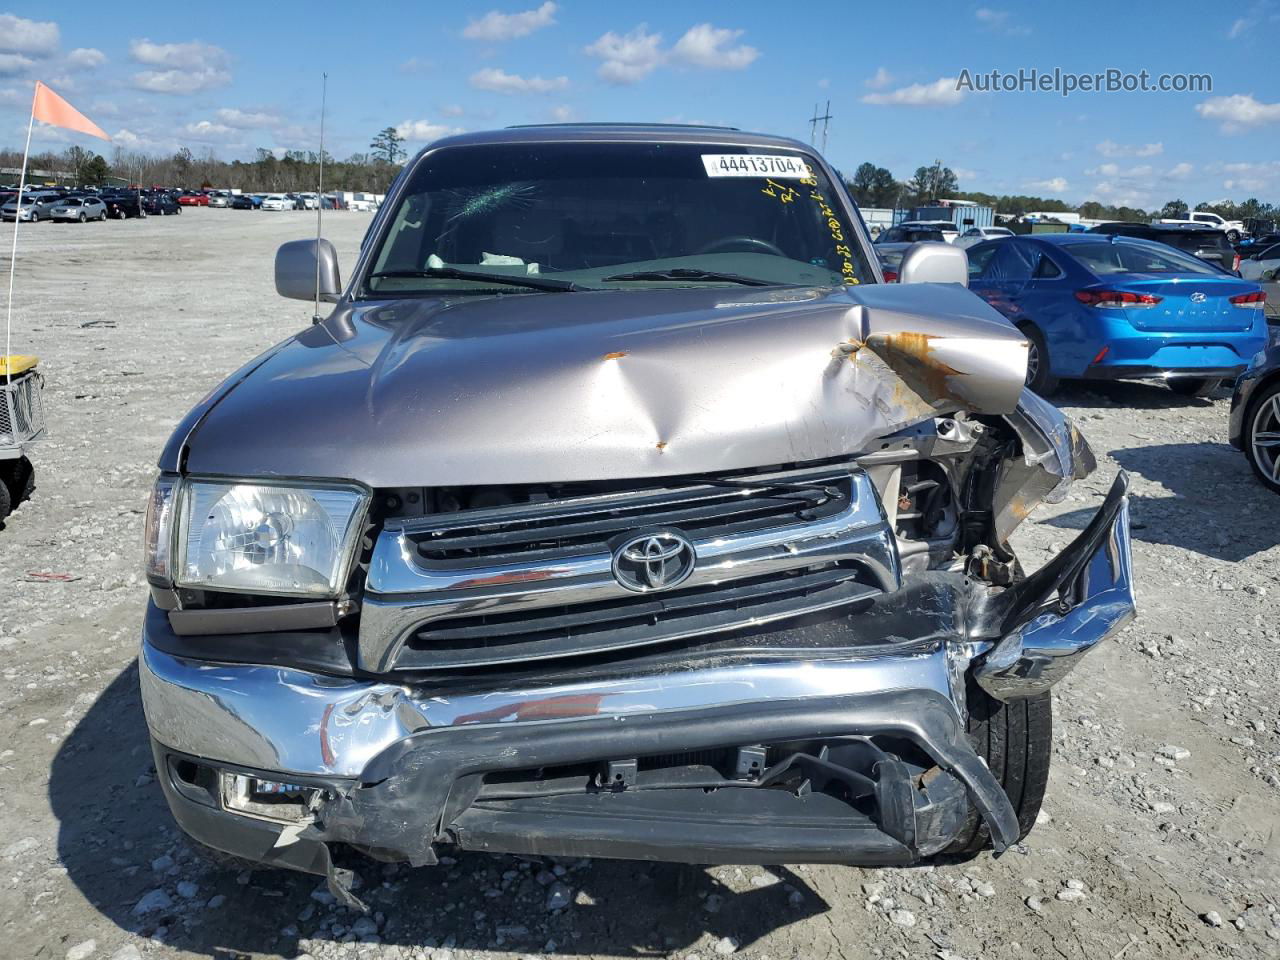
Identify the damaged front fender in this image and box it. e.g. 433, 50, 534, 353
992, 388, 1097, 543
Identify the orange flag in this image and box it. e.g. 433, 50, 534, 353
32, 81, 109, 140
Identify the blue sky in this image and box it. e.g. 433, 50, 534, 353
2, 1, 1277, 209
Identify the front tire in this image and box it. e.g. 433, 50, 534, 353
0, 456, 33, 509
78, 212, 86, 222
944, 680, 1052, 855
1019, 323, 1058, 395
1244, 381, 1280, 494
1167, 376, 1220, 397
1227, 229, 1241, 244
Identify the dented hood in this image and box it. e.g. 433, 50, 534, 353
178, 284, 1028, 486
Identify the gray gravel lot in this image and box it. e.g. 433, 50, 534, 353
0, 209, 1277, 960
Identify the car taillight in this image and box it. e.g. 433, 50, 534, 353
882, 270, 899, 282
1074, 290, 1162, 308
1233, 254, 1241, 272
1229, 290, 1266, 308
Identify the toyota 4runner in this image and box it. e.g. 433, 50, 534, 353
138, 124, 1135, 909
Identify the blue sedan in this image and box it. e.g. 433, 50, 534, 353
966, 233, 1268, 395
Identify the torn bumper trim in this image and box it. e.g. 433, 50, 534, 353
148, 686, 1020, 873
974, 472, 1135, 700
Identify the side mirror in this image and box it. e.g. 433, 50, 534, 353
897, 241, 969, 287
275, 238, 341, 302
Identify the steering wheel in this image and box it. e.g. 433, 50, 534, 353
695, 235, 786, 257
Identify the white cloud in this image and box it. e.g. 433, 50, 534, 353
183, 120, 234, 139
585, 25, 665, 85
66, 47, 106, 70
133, 67, 231, 95
670, 24, 758, 70
0, 53, 33, 76
1096, 139, 1163, 157
1195, 93, 1280, 133
584, 23, 757, 85
1025, 177, 1068, 194
469, 67, 567, 94
861, 77, 963, 107
129, 39, 227, 69
952, 167, 978, 181
0, 15, 59, 56
865, 67, 892, 89
975, 8, 1031, 35
1090, 180, 1150, 207
440, 104, 465, 117
1227, 3, 1279, 38
1166, 162, 1194, 180
548, 104, 575, 122
463, 1, 557, 41
398, 57, 432, 74
215, 107, 278, 128
395, 119, 464, 141
130, 39, 231, 94
1215, 160, 1280, 193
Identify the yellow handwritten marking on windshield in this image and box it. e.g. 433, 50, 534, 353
759, 164, 859, 284
760, 179, 799, 204
805, 174, 859, 284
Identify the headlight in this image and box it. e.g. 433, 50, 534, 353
145, 476, 369, 597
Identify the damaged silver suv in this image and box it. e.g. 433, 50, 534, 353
139, 125, 1135, 908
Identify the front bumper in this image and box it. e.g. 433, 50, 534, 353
139, 475, 1135, 886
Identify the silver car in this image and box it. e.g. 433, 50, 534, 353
138, 125, 1134, 903
50, 196, 108, 222
1, 192, 62, 222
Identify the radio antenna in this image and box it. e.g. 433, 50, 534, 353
313, 71, 328, 323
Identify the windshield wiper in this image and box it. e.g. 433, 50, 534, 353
366, 267, 578, 292
601, 268, 773, 287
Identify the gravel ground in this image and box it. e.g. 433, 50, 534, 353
1, 209, 1278, 960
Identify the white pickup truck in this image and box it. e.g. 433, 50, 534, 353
1158, 211, 1246, 242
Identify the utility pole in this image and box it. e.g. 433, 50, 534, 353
808, 100, 832, 153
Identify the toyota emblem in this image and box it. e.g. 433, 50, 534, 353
611, 531, 697, 593
1189, 292, 1206, 303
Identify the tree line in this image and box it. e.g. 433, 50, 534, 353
844, 159, 1280, 226
0, 131, 412, 194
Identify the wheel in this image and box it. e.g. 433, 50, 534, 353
0, 456, 33, 509
1018, 324, 1058, 394
943, 678, 1052, 855
0, 474, 10, 521
1244, 381, 1280, 494
29, 211, 38, 222
78, 212, 86, 222
1227, 229, 1241, 244
1166, 376, 1220, 397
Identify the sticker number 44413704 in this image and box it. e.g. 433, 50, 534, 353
702, 154, 813, 179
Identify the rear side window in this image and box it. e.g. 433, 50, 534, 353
987, 242, 1037, 281
967, 243, 1000, 277
1067, 241, 1218, 275
1033, 253, 1063, 278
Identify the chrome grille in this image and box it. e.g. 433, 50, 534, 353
360, 467, 900, 673
408, 475, 853, 567
0, 371, 45, 445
